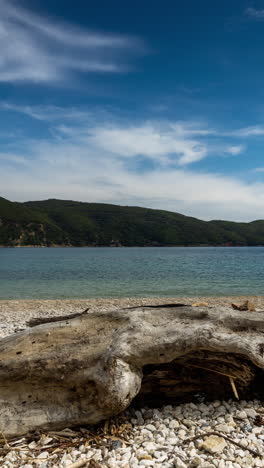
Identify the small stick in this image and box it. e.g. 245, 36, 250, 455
27, 308, 90, 327
186, 363, 238, 380
229, 376, 239, 399
0, 431, 9, 447
184, 431, 262, 457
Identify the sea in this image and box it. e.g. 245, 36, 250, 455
0, 246, 263, 299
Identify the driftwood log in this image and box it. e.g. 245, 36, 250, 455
0, 305, 263, 437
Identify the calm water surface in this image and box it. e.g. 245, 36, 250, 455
0, 247, 263, 299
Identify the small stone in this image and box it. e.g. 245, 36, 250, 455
137, 449, 148, 459
212, 400, 221, 408
236, 410, 248, 419
173, 457, 187, 468
169, 420, 179, 429
40, 435, 53, 445
252, 427, 262, 434
198, 464, 215, 468
71, 450, 80, 458
177, 430, 186, 439
199, 403, 210, 413
141, 429, 152, 438
189, 449, 197, 457
199, 435, 227, 454
236, 456, 254, 468
37, 451, 49, 460
189, 403, 198, 410
245, 408, 256, 418
167, 437, 178, 445
28, 441, 37, 449
182, 418, 195, 428
155, 455, 167, 463
145, 424, 156, 432
140, 455, 152, 460
215, 423, 233, 433
110, 440, 123, 450
142, 442, 156, 453
173, 407, 182, 416
189, 456, 202, 467
236, 449, 246, 457
216, 417, 225, 424
255, 458, 264, 467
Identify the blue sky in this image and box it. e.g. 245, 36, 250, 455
1, 0, 264, 220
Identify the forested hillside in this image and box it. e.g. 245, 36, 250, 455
1, 196, 264, 247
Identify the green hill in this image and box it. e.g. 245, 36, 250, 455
0, 196, 264, 247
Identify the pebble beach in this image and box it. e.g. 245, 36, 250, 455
0, 297, 263, 468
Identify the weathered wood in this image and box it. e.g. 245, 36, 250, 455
26, 308, 90, 327
0, 305, 263, 437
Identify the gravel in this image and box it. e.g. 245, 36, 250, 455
0, 400, 263, 467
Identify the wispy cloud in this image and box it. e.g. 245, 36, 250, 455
1, 137, 264, 221
88, 123, 209, 166
0, 0, 145, 84
231, 125, 264, 137
1, 107, 264, 220
0, 102, 90, 121
0, 103, 247, 166
245, 7, 264, 19
225, 145, 245, 155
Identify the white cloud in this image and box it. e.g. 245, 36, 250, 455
0, 0, 145, 83
1, 102, 254, 171
2, 104, 263, 220
0, 106, 247, 167
1, 139, 264, 221
91, 124, 207, 164
245, 7, 264, 19
232, 126, 264, 137
0, 113, 263, 221
253, 167, 264, 173
0, 102, 90, 121
225, 145, 245, 155
89, 123, 208, 165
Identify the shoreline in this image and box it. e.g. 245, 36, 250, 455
1, 245, 264, 248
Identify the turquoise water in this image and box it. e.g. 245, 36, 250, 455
0, 247, 263, 299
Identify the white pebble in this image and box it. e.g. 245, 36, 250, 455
173, 457, 187, 468
236, 410, 248, 419
145, 424, 156, 432
139, 461, 154, 466
169, 420, 179, 429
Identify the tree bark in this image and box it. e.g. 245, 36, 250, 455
0, 305, 263, 437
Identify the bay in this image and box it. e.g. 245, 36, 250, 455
0, 246, 263, 299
